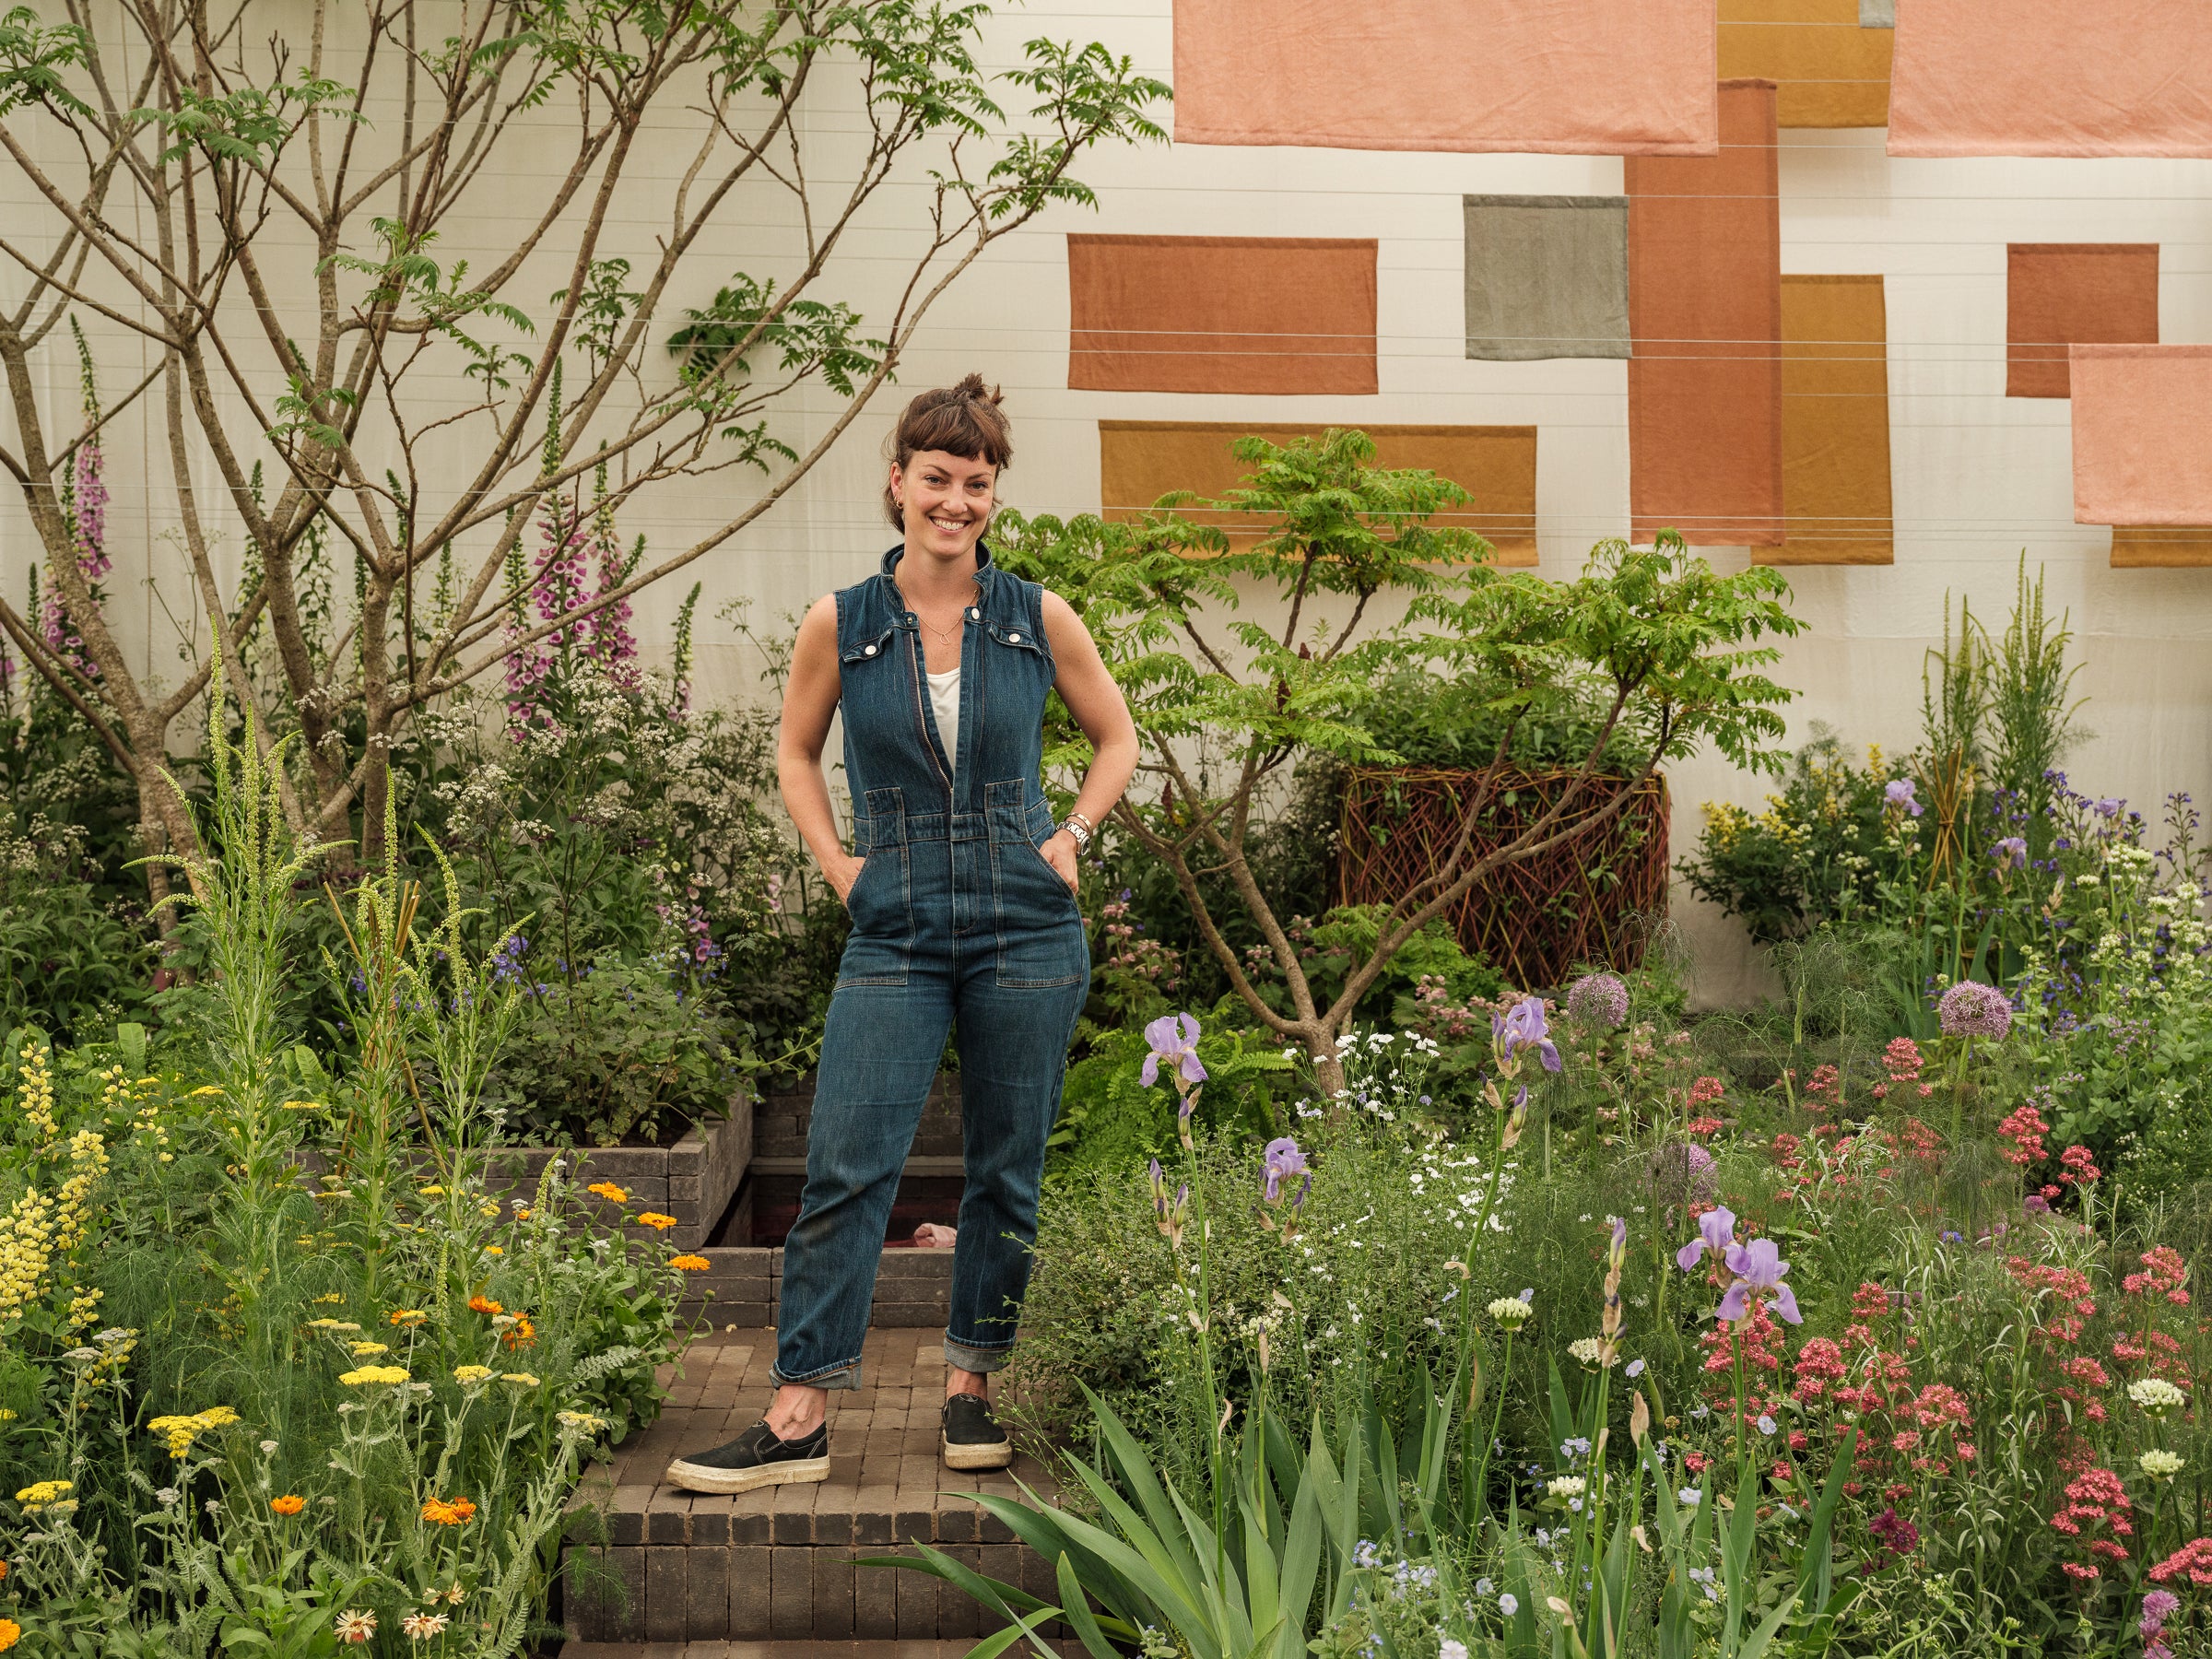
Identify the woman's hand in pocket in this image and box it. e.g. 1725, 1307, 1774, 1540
1039, 830, 1080, 895
827, 852, 866, 907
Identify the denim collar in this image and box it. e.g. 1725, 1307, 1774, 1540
877, 539, 994, 618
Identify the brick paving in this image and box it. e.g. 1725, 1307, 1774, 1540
563, 1329, 1059, 1644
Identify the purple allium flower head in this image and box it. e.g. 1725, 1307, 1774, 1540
2142, 1590, 2181, 1637
1262, 1136, 1311, 1207
1650, 1142, 1720, 1207
1492, 996, 1561, 1072
2024, 1193, 2053, 1214
1884, 779, 1924, 818
1141, 1013, 1207, 1093
1994, 836, 2027, 870
1717, 1237, 1802, 1324
1566, 971, 1630, 1029
1936, 980, 2012, 1040
1676, 1206, 1736, 1273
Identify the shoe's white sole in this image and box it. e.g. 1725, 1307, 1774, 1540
664, 1453, 830, 1495
942, 1438, 1015, 1471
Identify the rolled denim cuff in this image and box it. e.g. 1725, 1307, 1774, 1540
943, 1332, 1016, 1375
772, 1356, 865, 1393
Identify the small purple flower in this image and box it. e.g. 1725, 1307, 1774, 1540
1994, 837, 2027, 870
1566, 972, 1630, 1029
1717, 1237, 1802, 1324
1492, 997, 1561, 1073
2024, 1193, 2053, 1215
1676, 1206, 1736, 1272
1885, 779, 1924, 818
1263, 1136, 1310, 1207
2142, 1590, 2180, 1639
1141, 1013, 1207, 1093
2096, 797, 2124, 819
1936, 980, 2012, 1040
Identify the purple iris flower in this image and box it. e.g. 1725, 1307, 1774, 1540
1994, 836, 2027, 870
1141, 1013, 1207, 1093
1263, 1136, 1311, 1206
1716, 1237, 1802, 1324
1492, 997, 1561, 1073
2096, 797, 2123, 819
1676, 1206, 1736, 1272
1884, 779, 1924, 818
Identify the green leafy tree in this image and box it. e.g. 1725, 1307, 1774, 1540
1000, 430, 1804, 1095
0, 0, 1167, 904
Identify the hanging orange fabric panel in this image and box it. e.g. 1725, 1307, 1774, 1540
1098, 422, 1538, 566
1171, 0, 1719, 156
1627, 80, 1784, 547
1066, 236, 1378, 396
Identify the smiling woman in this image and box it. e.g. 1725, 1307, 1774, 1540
663, 376, 1141, 1497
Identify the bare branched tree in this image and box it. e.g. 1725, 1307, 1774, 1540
0, 0, 1166, 927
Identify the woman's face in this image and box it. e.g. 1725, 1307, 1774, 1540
892, 449, 996, 563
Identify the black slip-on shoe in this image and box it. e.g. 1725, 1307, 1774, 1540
664, 1420, 830, 1494
941, 1392, 1013, 1471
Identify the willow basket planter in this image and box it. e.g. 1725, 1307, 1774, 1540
1336, 764, 1670, 989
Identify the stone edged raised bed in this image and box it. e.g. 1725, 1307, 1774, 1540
677, 1245, 951, 1331
483, 1087, 754, 1253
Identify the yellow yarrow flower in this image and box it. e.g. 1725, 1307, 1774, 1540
15, 1479, 70, 1507
453, 1365, 494, 1383
348, 1341, 389, 1357
337, 1365, 411, 1387
500, 1372, 540, 1389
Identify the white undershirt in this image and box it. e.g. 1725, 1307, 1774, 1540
927, 665, 960, 776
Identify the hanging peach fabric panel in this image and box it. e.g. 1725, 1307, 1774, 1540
1889, 0, 2212, 157
2070, 346, 2212, 525
1099, 422, 1538, 566
1066, 236, 1378, 396
2112, 527, 2212, 567
1760, 276, 1892, 565
1171, 0, 1719, 156
1719, 0, 1892, 129
2006, 245, 2160, 399
1626, 80, 1783, 547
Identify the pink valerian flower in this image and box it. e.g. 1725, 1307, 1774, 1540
1870, 1037, 1927, 1100
2049, 1466, 2134, 1580
2124, 1246, 2191, 1306
1996, 1105, 2050, 1169
2056, 1144, 2100, 1186
2150, 1538, 2212, 1588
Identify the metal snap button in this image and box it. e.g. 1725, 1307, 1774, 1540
968, 608, 979, 620
1008, 632, 1021, 642
864, 643, 877, 656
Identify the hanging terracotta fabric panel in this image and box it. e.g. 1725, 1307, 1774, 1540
1099, 421, 1538, 566
1171, 0, 1719, 156
1761, 276, 1892, 565
2006, 244, 2160, 398
2070, 346, 2212, 525
1627, 79, 1784, 547
1719, 0, 1893, 128
1463, 195, 1630, 361
1889, 0, 2212, 157
1067, 236, 1379, 395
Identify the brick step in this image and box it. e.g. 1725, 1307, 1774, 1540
564, 1331, 1060, 1644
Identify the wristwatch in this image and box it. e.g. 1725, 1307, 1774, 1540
1061, 810, 1094, 852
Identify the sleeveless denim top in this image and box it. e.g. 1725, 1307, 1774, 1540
830, 541, 1084, 988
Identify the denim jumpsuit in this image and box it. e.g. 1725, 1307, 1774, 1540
773, 542, 1090, 1390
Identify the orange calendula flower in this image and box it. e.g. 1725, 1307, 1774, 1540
421, 1496, 477, 1526
586, 1182, 629, 1205
670, 1254, 712, 1271
636, 1212, 677, 1231
389, 1309, 428, 1326
467, 1294, 502, 1316
0, 1617, 20, 1651
502, 1316, 535, 1349
271, 1494, 306, 1516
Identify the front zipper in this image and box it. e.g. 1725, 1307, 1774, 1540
906, 629, 953, 794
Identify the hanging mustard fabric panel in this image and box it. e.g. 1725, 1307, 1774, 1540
1719, 0, 1893, 129
1759, 275, 1893, 566
1099, 422, 1538, 566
